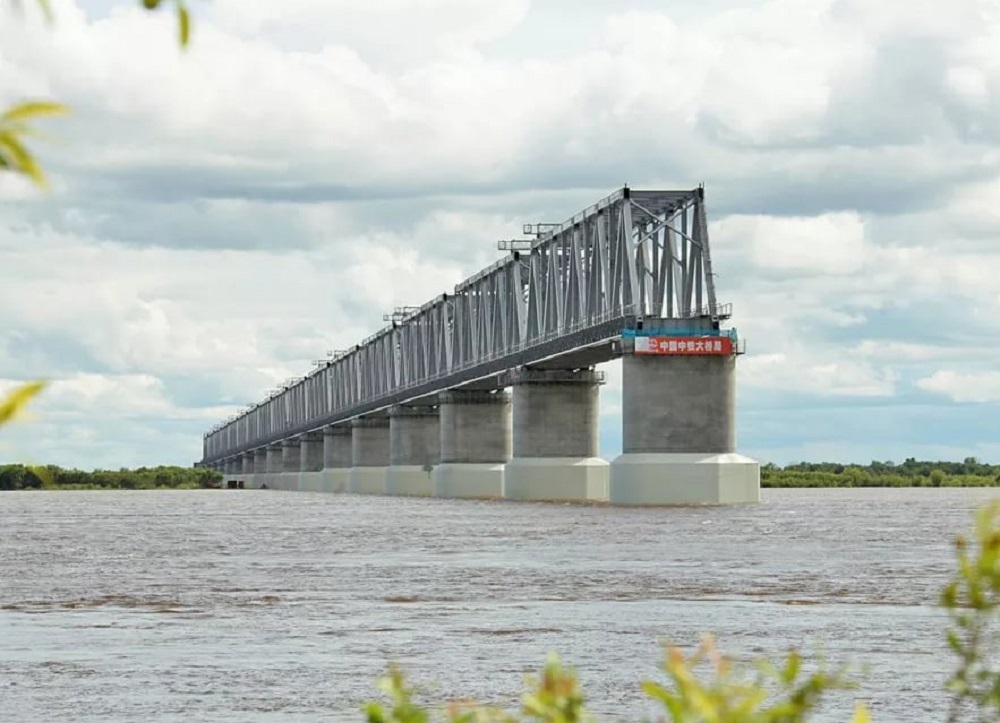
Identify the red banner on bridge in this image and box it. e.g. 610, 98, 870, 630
634, 336, 733, 355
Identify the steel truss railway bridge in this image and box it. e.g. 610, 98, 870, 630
199, 187, 759, 505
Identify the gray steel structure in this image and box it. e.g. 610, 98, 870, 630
202, 187, 730, 464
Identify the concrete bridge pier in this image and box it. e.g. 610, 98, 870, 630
248, 448, 267, 489
297, 432, 324, 491
347, 416, 390, 494
262, 443, 283, 489
385, 403, 439, 496
609, 353, 760, 505
433, 390, 510, 499
241, 452, 254, 488
278, 438, 301, 490
321, 425, 351, 492
230, 458, 243, 486
504, 368, 609, 502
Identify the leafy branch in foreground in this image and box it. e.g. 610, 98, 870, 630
2, 0, 193, 189
1, 0, 196, 416
365, 641, 869, 723
0, 382, 52, 485
943, 500, 1000, 722
139, 0, 193, 48
361, 504, 1000, 722
9, 0, 192, 48
0, 102, 69, 188
0, 381, 46, 427
643, 636, 867, 722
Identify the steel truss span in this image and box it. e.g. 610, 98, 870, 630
203, 187, 725, 463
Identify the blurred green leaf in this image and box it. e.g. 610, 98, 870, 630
0, 381, 46, 426
178, 3, 191, 47
0, 101, 68, 188
1, 100, 67, 122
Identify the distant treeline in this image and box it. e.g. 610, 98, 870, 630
763, 457, 1000, 488
0, 465, 222, 491
2, 458, 998, 491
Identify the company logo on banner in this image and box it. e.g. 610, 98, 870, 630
634, 336, 733, 355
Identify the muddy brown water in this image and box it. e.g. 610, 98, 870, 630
1, 488, 992, 721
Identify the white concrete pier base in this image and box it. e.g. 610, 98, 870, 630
277, 440, 301, 491
435, 390, 510, 499
433, 463, 505, 499
348, 416, 390, 495
260, 444, 283, 490
609, 336, 760, 506
386, 404, 439, 497
321, 468, 349, 493
321, 425, 352, 493
504, 457, 609, 502
505, 368, 607, 502
223, 459, 240, 487
385, 466, 434, 496
247, 449, 267, 489
298, 472, 323, 491
610, 452, 760, 505
240, 453, 254, 489
297, 432, 324, 492
347, 467, 387, 495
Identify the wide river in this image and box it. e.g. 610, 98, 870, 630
1, 488, 994, 721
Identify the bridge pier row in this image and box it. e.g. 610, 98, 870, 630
609, 353, 760, 505
277, 439, 301, 490
321, 425, 351, 492
433, 390, 510, 499
385, 404, 439, 496
504, 369, 609, 502
297, 432, 324, 491
347, 416, 390, 494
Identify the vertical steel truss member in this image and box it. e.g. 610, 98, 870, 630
203, 188, 728, 462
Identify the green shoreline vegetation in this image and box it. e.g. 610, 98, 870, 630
762, 457, 1000, 488
0, 464, 221, 491
2, 458, 998, 491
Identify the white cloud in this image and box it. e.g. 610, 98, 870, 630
853, 340, 984, 362
740, 350, 898, 398
2, 0, 1000, 467
0, 373, 231, 420
916, 370, 1000, 403
716, 212, 867, 275
694, 0, 861, 146
207, 0, 532, 65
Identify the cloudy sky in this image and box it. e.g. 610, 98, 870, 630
1, 0, 998, 470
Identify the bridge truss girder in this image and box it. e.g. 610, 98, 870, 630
203, 187, 726, 462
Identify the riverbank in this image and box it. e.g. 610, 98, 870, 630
0, 464, 221, 491
763, 458, 1000, 487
